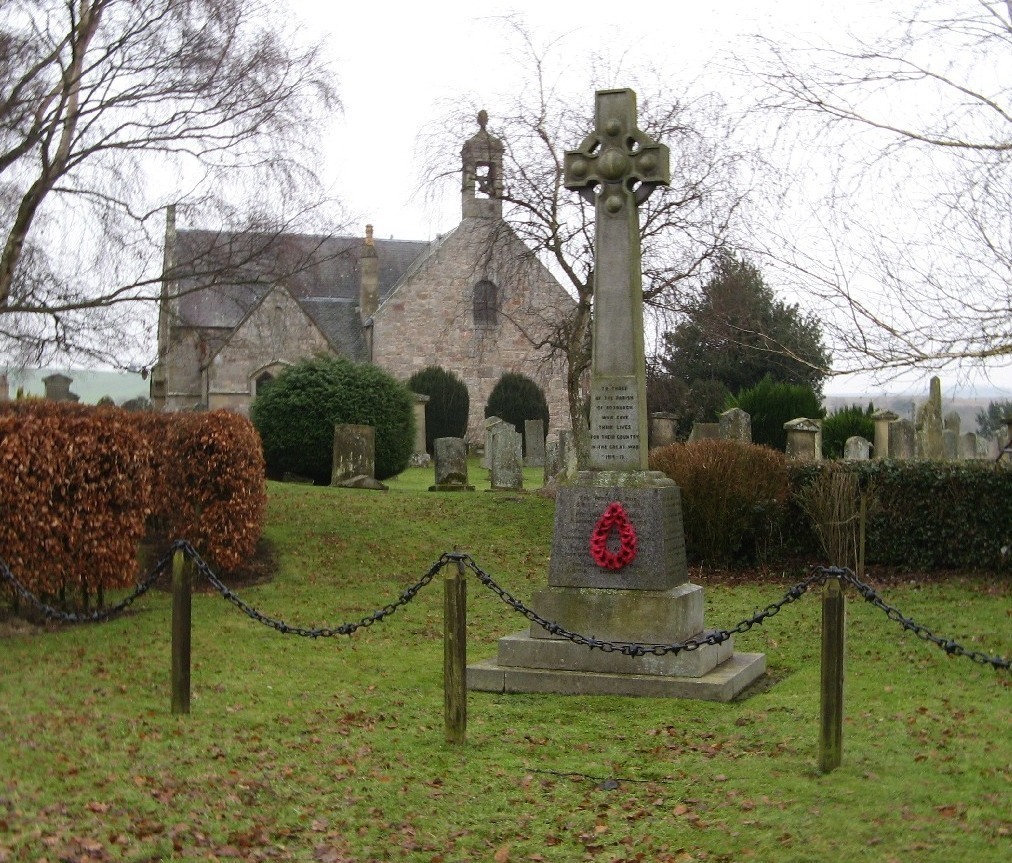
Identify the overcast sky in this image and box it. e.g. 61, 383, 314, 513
277, 1, 1012, 400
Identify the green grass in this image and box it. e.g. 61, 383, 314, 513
1, 480, 1010, 862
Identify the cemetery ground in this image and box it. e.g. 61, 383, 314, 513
1, 466, 1009, 863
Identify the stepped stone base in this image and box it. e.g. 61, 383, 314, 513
468, 647, 765, 702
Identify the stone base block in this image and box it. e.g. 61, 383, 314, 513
530, 582, 704, 645
428, 484, 475, 492
467, 651, 766, 702
497, 628, 733, 677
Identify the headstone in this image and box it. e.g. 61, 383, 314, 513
468, 88, 764, 701
429, 437, 474, 491
944, 411, 961, 437
411, 393, 430, 465
543, 432, 561, 483
489, 423, 523, 491
482, 416, 502, 469
923, 376, 944, 460
983, 435, 1001, 460
688, 422, 720, 442
719, 407, 752, 443
958, 432, 978, 460
650, 412, 678, 448
332, 424, 386, 490
558, 429, 578, 479
871, 409, 899, 460
524, 418, 546, 468
942, 429, 958, 460
889, 419, 916, 460
0, 373, 7, 401
42, 373, 79, 402
844, 436, 872, 461
784, 418, 822, 461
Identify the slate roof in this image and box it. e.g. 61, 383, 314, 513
169, 229, 432, 353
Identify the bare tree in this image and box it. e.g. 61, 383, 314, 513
746, 0, 1012, 383
420, 24, 760, 445
0, 0, 339, 367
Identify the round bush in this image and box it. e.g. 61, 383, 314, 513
821, 403, 875, 459
729, 375, 824, 451
407, 365, 469, 453
251, 355, 415, 482
484, 372, 549, 452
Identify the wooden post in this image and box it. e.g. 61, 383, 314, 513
443, 560, 467, 744
171, 550, 192, 715
818, 578, 845, 772
857, 493, 867, 581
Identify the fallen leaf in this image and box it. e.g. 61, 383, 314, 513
494, 844, 511, 863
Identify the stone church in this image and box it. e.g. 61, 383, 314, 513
150, 114, 575, 443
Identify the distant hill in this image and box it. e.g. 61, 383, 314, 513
2, 367, 148, 405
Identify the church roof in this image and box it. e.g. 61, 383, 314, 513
170, 228, 432, 349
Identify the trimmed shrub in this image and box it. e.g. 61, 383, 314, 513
251, 355, 415, 482
822, 403, 875, 460
407, 365, 469, 453
484, 372, 549, 452
729, 375, 824, 452
649, 439, 790, 564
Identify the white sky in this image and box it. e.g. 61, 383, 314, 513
278, 1, 1011, 401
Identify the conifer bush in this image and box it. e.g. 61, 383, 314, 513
729, 375, 824, 452
251, 355, 415, 482
821, 403, 875, 459
649, 439, 790, 563
407, 365, 469, 453
484, 372, 549, 452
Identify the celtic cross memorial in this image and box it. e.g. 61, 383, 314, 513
564, 88, 670, 471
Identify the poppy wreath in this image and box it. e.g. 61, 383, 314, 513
589, 501, 638, 571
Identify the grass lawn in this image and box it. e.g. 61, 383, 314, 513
1, 471, 1010, 863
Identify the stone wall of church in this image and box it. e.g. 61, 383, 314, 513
371, 220, 574, 445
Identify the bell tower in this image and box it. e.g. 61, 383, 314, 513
461, 110, 503, 220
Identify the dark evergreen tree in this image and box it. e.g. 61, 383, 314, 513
484, 372, 549, 453
975, 399, 1012, 439
407, 366, 470, 453
729, 375, 824, 451
822, 403, 875, 459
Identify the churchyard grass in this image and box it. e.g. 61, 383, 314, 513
1, 480, 1009, 862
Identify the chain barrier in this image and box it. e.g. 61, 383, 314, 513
0, 546, 175, 623
448, 551, 827, 657
178, 540, 444, 638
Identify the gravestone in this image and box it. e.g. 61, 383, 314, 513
650, 412, 678, 448
958, 431, 978, 460
468, 88, 764, 701
844, 436, 872, 461
42, 373, 79, 402
719, 408, 752, 443
482, 416, 502, 469
889, 419, 916, 460
923, 376, 944, 460
524, 419, 546, 468
688, 422, 719, 442
871, 409, 898, 460
489, 423, 523, 491
944, 411, 961, 437
942, 429, 958, 460
543, 432, 561, 483
558, 429, 578, 479
429, 437, 474, 491
331, 424, 387, 490
784, 418, 822, 461
411, 393, 431, 466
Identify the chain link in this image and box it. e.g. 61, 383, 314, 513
0, 547, 175, 623
177, 540, 445, 638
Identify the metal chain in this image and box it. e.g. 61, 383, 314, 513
826, 566, 1011, 671
0, 547, 175, 623
448, 552, 827, 657
177, 540, 446, 638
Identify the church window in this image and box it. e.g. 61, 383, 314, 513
473, 279, 498, 327
255, 371, 275, 396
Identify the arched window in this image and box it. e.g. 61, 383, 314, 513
255, 371, 275, 396
473, 279, 498, 327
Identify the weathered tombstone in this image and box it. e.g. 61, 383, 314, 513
944, 410, 961, 437
688, 422, 720, 442
543, 432, 561, 483
889, 419, 916, 460
468, 88, 764, 700
411, 393, 430, 466
983, 435, 1001, 460
871, 409, 898, 460
489, 423, 523, 491
331, 424, 386, 490
42, 373, 79, 402
524, 418, 546, 468
482, 416, 502, 469
843, 436, 872, 461
958, 432, 978, 460
719, 407, 752, 443
942, 429, 958, 460
784, 418, 822, 461
923, 376, 944, 460
429, 437, 475, 491
650, 412, 678, 448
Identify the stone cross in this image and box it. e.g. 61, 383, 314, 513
564, 88, 670, 471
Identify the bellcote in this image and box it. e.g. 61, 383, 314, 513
461, 110, 503, 220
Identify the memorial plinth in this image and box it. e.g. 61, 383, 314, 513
467, 89, 764, 701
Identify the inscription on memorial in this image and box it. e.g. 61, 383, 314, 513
590, 377, 640, 469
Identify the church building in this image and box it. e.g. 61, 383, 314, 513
150, 114, 575, 443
